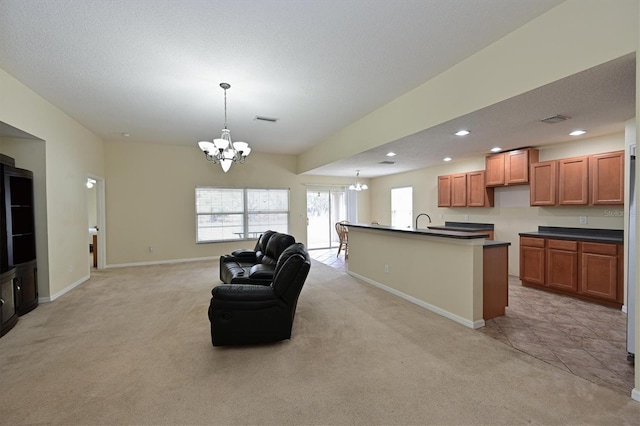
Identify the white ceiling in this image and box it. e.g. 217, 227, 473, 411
1, 0, 633, 180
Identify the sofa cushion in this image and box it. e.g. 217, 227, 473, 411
219, 230, 296, 285
262, 232, 295, 266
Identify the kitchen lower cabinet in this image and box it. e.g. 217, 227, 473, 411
546, 239, 578, 292
519, 237, 545, 285
579, 242, 620, 302
519, 236, 623, 308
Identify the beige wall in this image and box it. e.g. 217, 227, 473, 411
0, 136, 50, 296
348, 227, 484, 327
0, 68, 105, 299
299, 0, 637, 173
370, 132, 626, 277
104, 140, 370, 265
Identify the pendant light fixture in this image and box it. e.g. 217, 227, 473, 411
348, 170, 368, 191
197, 83, 251, 173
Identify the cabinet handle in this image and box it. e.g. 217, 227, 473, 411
16, 285, 21, 292
0, 299, 4, 306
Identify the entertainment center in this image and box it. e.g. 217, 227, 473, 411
0, 154, 38, 337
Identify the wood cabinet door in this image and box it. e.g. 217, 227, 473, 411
466, 171, 494, 207
437, 175, 451, 207
558, 156, 589, 205
450, 173, 467, 207
530, 161, 557, 206
546, 239, 578, 292
591, 150, 624, 205
580, 252, 618, 301
520, 240, 545, 285
15, 260, 38, 316
485, 153, 505, 186
505, 149, 537, 185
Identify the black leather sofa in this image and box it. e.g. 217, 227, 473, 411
208, 242, 311, 346
219, 230, 295, 285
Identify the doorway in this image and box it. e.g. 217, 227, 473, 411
391, 186, 413, 228
306, 188, 347, 249
86, 174, 106, 270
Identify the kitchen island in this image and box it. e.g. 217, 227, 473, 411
344, 223, 510, 328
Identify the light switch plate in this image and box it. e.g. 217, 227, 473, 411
579, 216, 587, 224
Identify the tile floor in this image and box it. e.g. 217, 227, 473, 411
309, 248, 635, 395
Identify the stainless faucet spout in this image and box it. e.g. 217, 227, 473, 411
415, 213, 432, 229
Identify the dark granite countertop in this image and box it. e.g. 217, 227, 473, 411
345, 223, 509, 247
428, 221, 494, 232
483, 240, 511, 248
519, 226, 623, 244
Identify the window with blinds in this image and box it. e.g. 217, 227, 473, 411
196, 187, 289, 242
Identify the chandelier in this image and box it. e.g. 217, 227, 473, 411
197, 83, 251, 173
348, 170, 368, 191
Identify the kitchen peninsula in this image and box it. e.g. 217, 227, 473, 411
344, 223, 510, 329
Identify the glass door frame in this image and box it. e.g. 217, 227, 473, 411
306, 187, 347, 250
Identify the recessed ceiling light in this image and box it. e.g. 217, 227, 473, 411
443, 157, 452, 162
569, 130, 586, 136
490, 147, 501, 153
455, 130, 470, 136
386, 152, 396, 157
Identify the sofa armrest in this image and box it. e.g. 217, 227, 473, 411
231, 249, 257, 257
221, 253, 258, 264
248, 264, 275, 280
212, 284, 276, 301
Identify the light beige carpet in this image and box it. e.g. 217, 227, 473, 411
0, 259, 638, 425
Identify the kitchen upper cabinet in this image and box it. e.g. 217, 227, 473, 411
558, 156, 589, 205
486, 148, 539, 187
531, 151, 624, 207
438, 171, 494, 208
590, 150, 624, 205
437, 175, 452, 207
451, 173, 467, 207
530, 161, 557, 206
485, 154, 506, 186
467, 171, 494, 207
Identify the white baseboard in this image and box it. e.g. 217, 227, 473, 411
107, 256, 219, 269
347, 271, 484, 329
38, 273, 90, 303
632, 388, 640, 403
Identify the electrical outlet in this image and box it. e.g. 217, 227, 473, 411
579, 216, 587, 225
149, 246, 155, 253
464, 215, 469, 221
439, 213, 444, 219
384, 264, 390, 274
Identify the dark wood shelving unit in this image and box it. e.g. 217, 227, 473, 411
0, 156, 38, 337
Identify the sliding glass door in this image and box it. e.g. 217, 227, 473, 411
306, 188, 347, 249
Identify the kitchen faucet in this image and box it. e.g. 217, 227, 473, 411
415, 213, 432, 229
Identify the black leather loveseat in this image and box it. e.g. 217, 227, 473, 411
209, 242, 311, 346
219, 230, 295, 285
